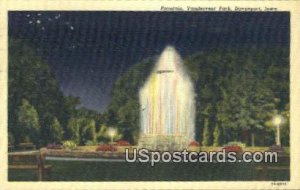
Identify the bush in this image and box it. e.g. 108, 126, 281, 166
189, 140, 200, 147
96, 144, 117, 152
116, 140, 131, 146
63, 140, 77, 150
85, 140, 96, 146
226, 141, 246, 148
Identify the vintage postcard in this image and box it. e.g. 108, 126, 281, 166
0, 0, 300, 189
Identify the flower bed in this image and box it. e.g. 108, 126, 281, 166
223, 145, 243, 153
96, 145, 117, 152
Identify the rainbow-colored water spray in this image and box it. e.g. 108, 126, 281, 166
139, 46, 196, 150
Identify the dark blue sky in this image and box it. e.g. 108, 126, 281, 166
8, 11, 289, 112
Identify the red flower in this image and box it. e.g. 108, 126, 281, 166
189, 141, 200, 147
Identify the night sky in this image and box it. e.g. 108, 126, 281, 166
8, 12, 289, 112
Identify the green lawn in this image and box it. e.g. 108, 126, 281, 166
8, 160, 289, 181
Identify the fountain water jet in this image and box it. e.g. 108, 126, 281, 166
138, 46, 196, 151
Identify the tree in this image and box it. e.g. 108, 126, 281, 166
66, 117, 99, 145
202, 118, 210, 146
49, 117, 64, 143
280, 104, 290, 146
116, 99, 139, 143
66, 118, 81, 144
9, 39, 70, 145
184, 48, 288, 145
16, 99, 40, 145
217, 68, 277, 145
80, 119, 96, 144
213, 125, 221, 146
75, 107, 104, 131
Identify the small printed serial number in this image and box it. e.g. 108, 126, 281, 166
271, 182, 287, 186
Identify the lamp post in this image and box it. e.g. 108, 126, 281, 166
107, 128, 117, 144
272, 115, 283, 146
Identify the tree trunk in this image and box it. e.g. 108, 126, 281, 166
251, 132, 255, 147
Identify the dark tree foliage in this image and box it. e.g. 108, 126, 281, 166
184, 48, 289, 146
104, 57, 155, 144
8, 39, 105, 146
9, 39, 66, 145
16, 99, 40, 145
75, 107, 103, 131
49, 117, 64, 143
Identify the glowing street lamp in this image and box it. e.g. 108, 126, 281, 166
272, 115, 283, 146
107, 128, 117, 144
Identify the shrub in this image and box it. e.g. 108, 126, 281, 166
189, 140, 200, 147
85, 140, 96, 146
226, 141, 246, 148
116, 140, 131, 146
96, 144, 117, 152
62, 140, 77, 150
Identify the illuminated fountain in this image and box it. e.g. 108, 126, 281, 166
138, 46, 196, 151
